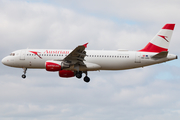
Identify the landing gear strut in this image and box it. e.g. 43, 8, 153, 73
83, 71, 90, 83
22, 68, 27, 79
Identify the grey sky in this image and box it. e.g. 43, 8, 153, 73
0, 0, 180, 120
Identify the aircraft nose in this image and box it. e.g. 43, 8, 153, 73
2, 57, 6, 65
2, 57, 9, 66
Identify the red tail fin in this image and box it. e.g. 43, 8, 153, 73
139, 24, 175, 52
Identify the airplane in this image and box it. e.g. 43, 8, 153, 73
1, 24, 178, 83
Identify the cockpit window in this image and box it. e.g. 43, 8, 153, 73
10, 53, 15, 56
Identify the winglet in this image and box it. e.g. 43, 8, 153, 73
83, 43, 88, 48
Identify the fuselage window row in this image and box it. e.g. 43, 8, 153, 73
27, 54, 129, 58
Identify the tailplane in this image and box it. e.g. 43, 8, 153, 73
139, 24, 175, 52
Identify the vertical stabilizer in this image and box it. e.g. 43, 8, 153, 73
139, 24, 175, 52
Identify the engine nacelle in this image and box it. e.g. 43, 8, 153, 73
46, 61, 62, 71
59, 70, 75, 78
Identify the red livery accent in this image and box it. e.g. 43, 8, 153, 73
46, 62, 61, 71
162, 24, 175, 30
83, 43, 88, 48
139, 42, 168, 52
29, 51, 42, 59
44, 50, 69, 54
158, 35, 169, 42
59, 70, 75, 78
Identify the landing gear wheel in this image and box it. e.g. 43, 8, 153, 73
22, 68, 27, 79
76, 71, 82, 79
22, 74, 26, 79
84, 76, 90, 83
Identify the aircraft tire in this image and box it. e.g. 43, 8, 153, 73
84, 76, 90, 83
22, 74, 26, 79
76, 72, 82, 79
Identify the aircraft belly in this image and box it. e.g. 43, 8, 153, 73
86, 57, 169, 70
86, 58, 134, 70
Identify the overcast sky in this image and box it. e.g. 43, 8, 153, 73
1, 0, 180, 120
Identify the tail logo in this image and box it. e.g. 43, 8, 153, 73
158, 35, 169, 42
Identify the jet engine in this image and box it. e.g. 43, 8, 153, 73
45, 61, 62, 71
59, 70, 75, 78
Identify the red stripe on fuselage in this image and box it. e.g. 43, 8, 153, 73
139, 42, 168, 52
162, 24, 175, 30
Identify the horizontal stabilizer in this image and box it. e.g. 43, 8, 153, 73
152, 51, 168, 58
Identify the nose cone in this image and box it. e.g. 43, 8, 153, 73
2, 57, 7, 65
1, 56, 12, 66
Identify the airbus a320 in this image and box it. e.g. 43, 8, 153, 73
2, 24, 177, 83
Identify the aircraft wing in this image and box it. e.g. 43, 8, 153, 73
62, 43, 88, 67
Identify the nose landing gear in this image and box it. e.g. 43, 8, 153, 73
22, 68, 27, 79
22, 74, 26, 79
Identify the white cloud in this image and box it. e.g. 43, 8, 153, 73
61, 0, 180, 23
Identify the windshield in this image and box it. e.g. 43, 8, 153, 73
10, 53, 15, 56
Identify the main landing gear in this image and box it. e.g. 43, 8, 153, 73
22, 68, 27, 79
84, 76, 90, 83
75, 71, 90, 83
76, 71, 82, 79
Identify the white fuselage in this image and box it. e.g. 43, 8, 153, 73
2, 49, 177, 71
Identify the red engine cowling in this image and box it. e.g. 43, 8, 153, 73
46, 61, 61, 71
59, 70, 75, 78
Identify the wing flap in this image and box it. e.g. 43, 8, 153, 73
62, 43, 88, 70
